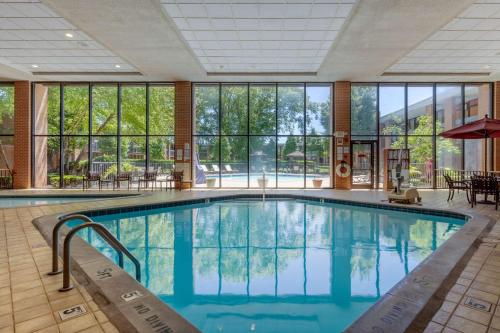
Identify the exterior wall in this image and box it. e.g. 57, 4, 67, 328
13, 81, 31, 189
334, 81, 351, 189
175, 81, 192, 187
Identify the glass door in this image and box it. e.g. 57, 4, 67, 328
351, 141, 375, 188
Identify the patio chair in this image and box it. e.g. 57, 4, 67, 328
212, 164, 220, 173
83, 171, 101, 190
113, 172, 132, 190
137, 170, 158, 191
471, 176, 499, 210
173, 171, 184, 190
444, 174, 470, 202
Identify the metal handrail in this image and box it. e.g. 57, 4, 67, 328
49, 214, 125, 275
60, 222, 141, 292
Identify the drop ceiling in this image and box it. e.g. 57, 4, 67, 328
387, 0, 500, 75
0, 0, 490, 82
160, 0, 357, 74
0, 0, 134, 74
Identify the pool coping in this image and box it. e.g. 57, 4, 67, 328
31, 192, 495, 333
0, 192, 143, 207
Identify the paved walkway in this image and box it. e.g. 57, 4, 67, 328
0, 188, 498, 333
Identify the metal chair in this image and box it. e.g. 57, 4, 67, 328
113, 172, 132, 190
444, 174, 470, 202
137, 170, 158, 191
471, 175, 499, 209
82, 171, 101, 190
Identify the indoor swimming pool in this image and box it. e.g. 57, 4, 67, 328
71, 198, 466, 333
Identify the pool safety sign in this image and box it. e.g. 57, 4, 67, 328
121, 290, 144, 302
58, 304, 87, 321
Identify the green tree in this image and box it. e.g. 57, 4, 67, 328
351, 85, 377, 135
382, 114, 459, 164
0, 86, 14, 134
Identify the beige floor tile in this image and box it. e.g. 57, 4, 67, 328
447, 314, 488, 333
33, 325, 59, 333
491, 316, 500, 330
58, 313, 97, 333
0, 304, 11, 316
446, 292, 464, 303
77, 325, 103, 333
441, 301, 458, 313
99, 322, 118, 333
92, 311, 107, 324
466, 288, 500, 305
11, 279, 42, 292
0, 326, 13, 333
14, 303, 52, 324
424, 321, 444, 333
454, 305, 492, 326
434, 310, 452, 325
0, 314, 13, 329
12, 285, 45, 302
14, 313, 55, 333
13, 293, 48, 312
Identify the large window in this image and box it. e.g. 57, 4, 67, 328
0, 84, 14, 177
352, 83, 491, 189
193, 83, 332, 188
32, 83, 174, 188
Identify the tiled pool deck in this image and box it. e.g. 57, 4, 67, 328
0, 188, 499, 333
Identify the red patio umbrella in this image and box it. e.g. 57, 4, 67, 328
440, 115, 500, 173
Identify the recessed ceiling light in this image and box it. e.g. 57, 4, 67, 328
65, 33, 74, 38
31, 64, 39, 68
114, 64, 121, 68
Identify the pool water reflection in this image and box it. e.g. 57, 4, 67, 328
77, 199, 465, 333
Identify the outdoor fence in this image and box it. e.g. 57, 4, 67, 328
435, 169, 500, 188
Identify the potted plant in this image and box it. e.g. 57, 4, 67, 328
257, 177, 269, 188
206, 178, 216, 188
312, 178, 323, 188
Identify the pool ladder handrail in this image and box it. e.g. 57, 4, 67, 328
49, 214, 141, 292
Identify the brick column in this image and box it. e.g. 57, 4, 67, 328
334, 81, 351, 190
175, 81, 192, 188
13, 81, 31, 189
494, 82, 500, 171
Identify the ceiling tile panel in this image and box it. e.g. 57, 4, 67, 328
161, 0, 357, 73
0, 0, 135, 73
388, 0, 500, 74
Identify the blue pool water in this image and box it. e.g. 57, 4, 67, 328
0, 197, 97, 208
74, 199, 465, 333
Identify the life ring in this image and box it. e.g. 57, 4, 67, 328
336, 161, 351, 178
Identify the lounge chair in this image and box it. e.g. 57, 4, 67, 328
200, 165, 209, 173
212, 164, 220, 173
224, 164, 237, 173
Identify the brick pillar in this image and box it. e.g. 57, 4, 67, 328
334, 81, 351, 190
175, 81, 192, 188
494, 82, 500, 171
13, 81, 31, 189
